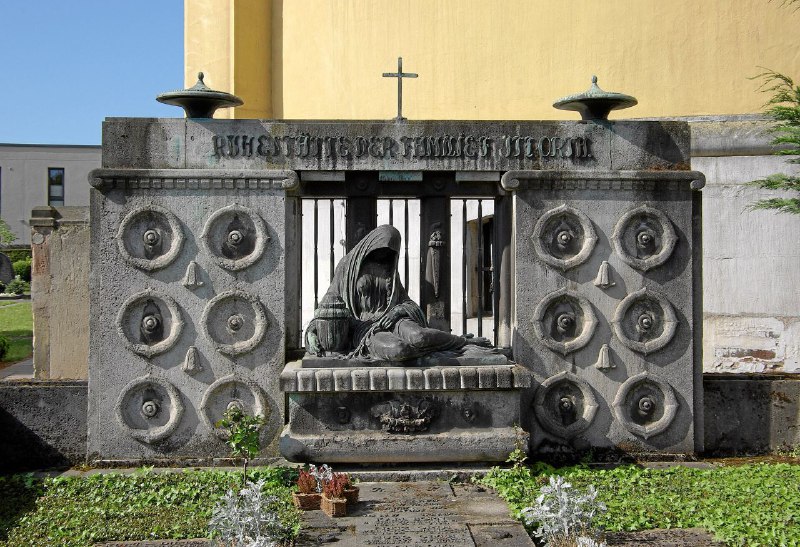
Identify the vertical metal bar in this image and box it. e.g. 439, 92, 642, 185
388, 198, 394, 225
313, 199, 319, 309
329, 199, 335, 280
476, 200, 484, 337
403, 199, 410, 286
492, 198, 502, 346
461, 199, 467, 335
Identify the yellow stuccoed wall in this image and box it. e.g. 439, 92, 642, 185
186, 0, 800, 120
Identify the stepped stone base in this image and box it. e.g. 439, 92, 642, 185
280, 361, 531, 463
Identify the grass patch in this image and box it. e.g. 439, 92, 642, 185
479, 461, 800, 546
0, 467, 300, 547
0, 301, 32, 363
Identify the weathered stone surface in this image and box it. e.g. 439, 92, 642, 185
281, 361, 530, 392
88, 169, 298, 462
296, 481, 533, 547
102, 118, 690, 173
0, 252, 13, 284
507, 170, 703, 455
281, 388, 527, 463
0, 380, 87, 471
30, 206, 90, 379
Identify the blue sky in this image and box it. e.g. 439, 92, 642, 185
0, 1, 183, 145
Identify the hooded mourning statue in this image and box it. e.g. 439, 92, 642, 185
305, 225, 491, 361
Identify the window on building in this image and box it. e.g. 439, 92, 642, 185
48, 167, 65, 206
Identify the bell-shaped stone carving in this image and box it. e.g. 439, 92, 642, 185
593, 344, 615, 371
311, 295, 352, 353
139, 299, 165, 345
182, 261, 204, 289
182, 346, 202, 374
593, 261, 615, 289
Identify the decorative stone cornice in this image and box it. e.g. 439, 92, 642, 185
89, 168, 299, 191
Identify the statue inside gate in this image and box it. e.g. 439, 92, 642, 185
305, 225, 498, 363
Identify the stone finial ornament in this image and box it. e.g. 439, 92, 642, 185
156, 72, 243, 119
553, 76, 637, 121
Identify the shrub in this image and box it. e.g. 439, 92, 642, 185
3, 249, 31, 263
0, 281, 5, 294
209, 477, 300, 547
5, 276, 28, 295
521, 475, 607, 547
216, 406, 266, 487
12, 258, 31, 282
0, 336, 8, 360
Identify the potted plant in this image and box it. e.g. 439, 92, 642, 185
321, 474, 348, 517
292, 469, 322, 510
340, 473, 359, 505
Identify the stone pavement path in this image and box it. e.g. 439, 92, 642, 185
297, 481, 534, 546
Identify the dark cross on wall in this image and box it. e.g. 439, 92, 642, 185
383, 57, 418, 122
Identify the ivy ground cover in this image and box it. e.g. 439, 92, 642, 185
479, 462, 800, 546
0, 467, 299, 547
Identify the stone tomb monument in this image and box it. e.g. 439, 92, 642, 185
88, 109, 703, 462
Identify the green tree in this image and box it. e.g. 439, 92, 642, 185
749, 70, 800, 214
749, 0, 800, 214
0, 218, 15, 246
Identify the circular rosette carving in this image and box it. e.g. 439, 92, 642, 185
612, 372, 678, 439
611, 205, 677, 271
116, 205, 184, 271
533, 288, 597, 355
612, 287, 677, 355
201, 290, 268, 356
534, 371, 599, 438
531, 205, 597, 270
201, 204, 268, 271
115, 376, 184, 444
116, 290, 184, 358
200, 375, 269, 439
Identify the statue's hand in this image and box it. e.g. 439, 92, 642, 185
306, 331, 325, 357
464, 335, 492, 347
378, 307, 406, 330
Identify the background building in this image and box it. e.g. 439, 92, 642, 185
0, 144, 99, 244
181, 0, 800, 374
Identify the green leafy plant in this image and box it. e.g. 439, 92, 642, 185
216, 406, 266, 487
5, 276, 28, 296
748, 68, 800, 214
11, 259, 31, 283
480, 462, 800, 545
1, 468, 299, 546
0, 336, 8, 360
0, 219, 15, 247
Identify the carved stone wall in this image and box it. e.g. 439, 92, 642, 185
504, 170, 704, 454
87, 169, 298, 461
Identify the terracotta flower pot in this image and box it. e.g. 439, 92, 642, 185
344, 486, 360, 505
321, 494, 347, 517
292, 492, 322, 510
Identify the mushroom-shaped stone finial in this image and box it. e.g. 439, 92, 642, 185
553, 76, 637, 121
156, 71, 244, 119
